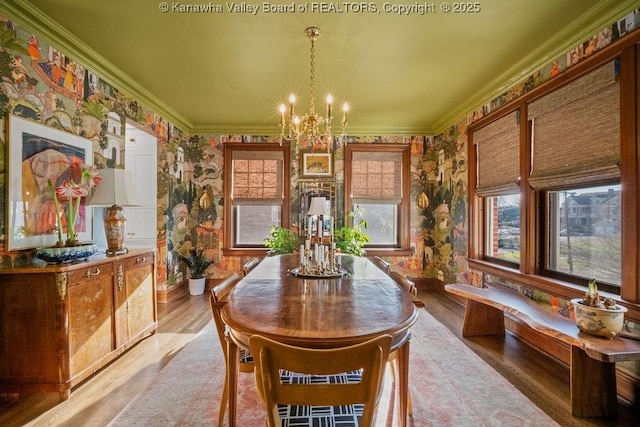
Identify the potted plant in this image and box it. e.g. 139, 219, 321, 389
334, 215, 370, 256
571, 279, 627, 339
264, 226, 299, 255
178, 247, 213, 296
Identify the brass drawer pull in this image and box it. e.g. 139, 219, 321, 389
85, 268, 101, 277
137, 257, 146, 264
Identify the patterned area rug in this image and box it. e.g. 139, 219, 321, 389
109, 309, 559, 426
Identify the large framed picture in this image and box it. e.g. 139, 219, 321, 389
6, 114, 94, 251
300, 150, 333, 178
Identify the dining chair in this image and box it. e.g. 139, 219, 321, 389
249, 334, 393, 427
372, 256, 391, 274
388, 268, 417, 417
389, 269, 418, 298
242, 257, 260, 276
209, 272, 253, 426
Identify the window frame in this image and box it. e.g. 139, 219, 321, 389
223, 143, 291, 257
344, 143, 412, 257
467, 33, 640, 321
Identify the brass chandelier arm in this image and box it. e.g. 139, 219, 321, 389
278, 27, 349, 151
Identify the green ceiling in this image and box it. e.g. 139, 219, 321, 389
1, 0, 636, 135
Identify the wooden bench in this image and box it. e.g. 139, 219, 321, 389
444, 283, 640, 418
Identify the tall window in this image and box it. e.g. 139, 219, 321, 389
345, 144, 411, 255
223, 143, 290, 255
474, 110, 521, 265
470, 56, 625, 297
529, 60, 620, 291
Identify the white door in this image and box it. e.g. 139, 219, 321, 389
124, 124, 157, 249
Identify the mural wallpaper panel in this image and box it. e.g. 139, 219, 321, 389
0, 8, 639, 299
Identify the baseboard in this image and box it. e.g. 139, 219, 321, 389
410, 277, 444, 291
156, 280, 188, 304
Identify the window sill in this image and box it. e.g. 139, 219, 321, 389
467, 258, 640, 322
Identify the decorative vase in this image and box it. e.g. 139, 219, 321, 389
571, 298, 628, 339
189, 278, 206, 296
35, 243, 98, 264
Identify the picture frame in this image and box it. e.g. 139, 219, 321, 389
300, 151, 333, 178
6, 114, 94, 251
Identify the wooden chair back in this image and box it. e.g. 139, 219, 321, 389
249, 334, 392, 427
209, 272, 248, 426
209, 272, 241, 358
242, 257, 260, 276
372, 256, 391, 274
389, 269, 417, 297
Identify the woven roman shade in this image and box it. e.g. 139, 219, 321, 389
232, 151, 283, 204
352, 151, 402, 203
528, 60, 620, 189
474, 110, 520, 197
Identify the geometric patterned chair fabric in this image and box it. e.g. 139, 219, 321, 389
250, 334, 392, 427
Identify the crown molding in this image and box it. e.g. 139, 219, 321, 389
431, 0, 637, 135
0, 0, 192, 133
1, 0, 634, 138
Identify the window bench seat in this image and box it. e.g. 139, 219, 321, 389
444, 283, 640, 418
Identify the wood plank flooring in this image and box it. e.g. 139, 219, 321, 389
0, 289, 636, 426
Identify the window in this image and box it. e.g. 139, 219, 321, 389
469, 54, 629, 301
485, 194, 521, 263
529, 60, 621, 290
345, 144, 411, 255
473, 110, 521, 265
223, 143, 290, 255
546, 185, 621, 291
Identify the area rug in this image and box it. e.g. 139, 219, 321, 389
109, 309, 559, 426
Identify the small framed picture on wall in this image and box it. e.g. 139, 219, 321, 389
300, 151, 333, 178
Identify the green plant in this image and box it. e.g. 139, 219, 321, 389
334, 215, 370, 256
264, 226, 299, 255
178, 247, 213, 279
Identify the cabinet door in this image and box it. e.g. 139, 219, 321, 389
0, 273, 60, 386
68, 263, 115, 377
115, 252, 156, 347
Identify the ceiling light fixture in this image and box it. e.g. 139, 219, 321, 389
279, 27, 349, 151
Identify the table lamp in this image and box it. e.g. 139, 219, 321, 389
88, 168, 141, 256
307, 196, 329, 238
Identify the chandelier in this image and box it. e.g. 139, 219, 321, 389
279, 27, 349, 151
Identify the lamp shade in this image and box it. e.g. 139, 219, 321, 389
307, 196, 328, 216
88, 168, 141, 207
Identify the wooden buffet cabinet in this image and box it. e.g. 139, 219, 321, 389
0, 249, 156, 400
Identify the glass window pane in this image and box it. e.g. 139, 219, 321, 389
548, 185, 621, 286
485, 194, 520, 263
354, 203, 397, 246
235, 205, 281, 246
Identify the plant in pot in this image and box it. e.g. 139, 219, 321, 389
178, 247, 213, 296
264, 226, 299, 255
571, 279, 627, 339
334, 214, 370, 256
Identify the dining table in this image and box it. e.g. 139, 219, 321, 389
221, 253, 419, 427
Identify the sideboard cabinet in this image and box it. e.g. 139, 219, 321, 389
0, 249, 156, 400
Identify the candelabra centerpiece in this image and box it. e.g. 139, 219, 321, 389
290, 196, 346, 278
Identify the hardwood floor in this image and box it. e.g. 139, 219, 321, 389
0, 288, 636, 426
0, 292, 211, 427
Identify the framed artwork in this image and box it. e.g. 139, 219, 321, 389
300, 151, 333, 178
6, 114, 94, 250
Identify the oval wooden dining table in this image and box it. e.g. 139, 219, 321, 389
221, 253, 419, 427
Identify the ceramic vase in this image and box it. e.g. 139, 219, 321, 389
571, 298, 627, 339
